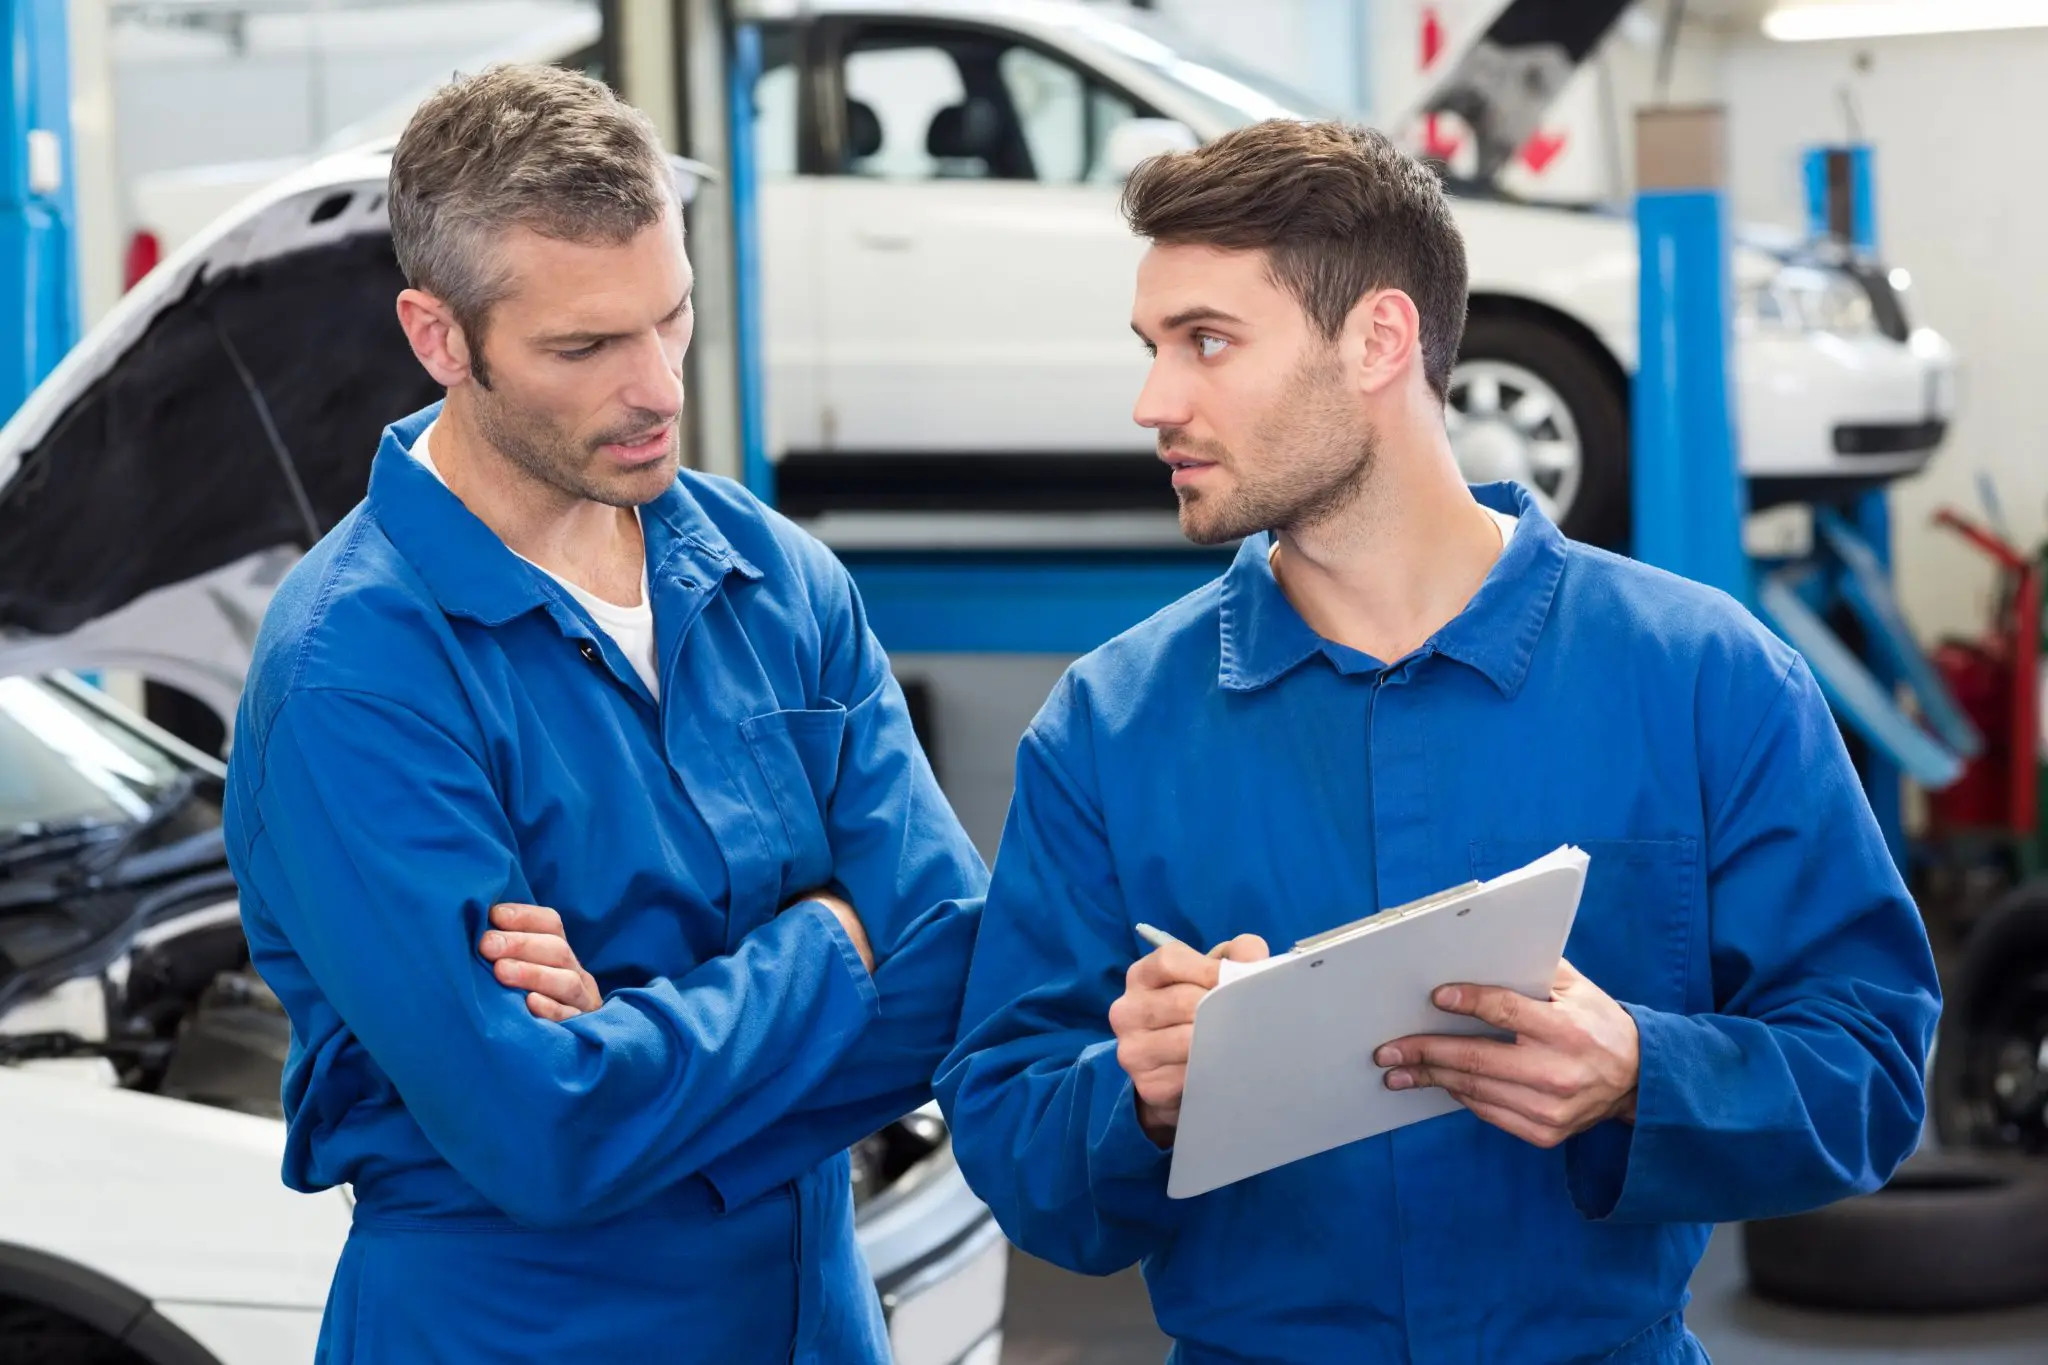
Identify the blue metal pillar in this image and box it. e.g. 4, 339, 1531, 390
728, 20, 775, 504
1806, 140, 1907, 865
0, 0, 80, 421
1852, 492, 1907, 864
1631, 107, 1750, 605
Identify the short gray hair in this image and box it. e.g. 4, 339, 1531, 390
388, 62, 674, 386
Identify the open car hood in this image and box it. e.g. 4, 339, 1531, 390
0, 146, 706, 716
1385, 0, 1635, 183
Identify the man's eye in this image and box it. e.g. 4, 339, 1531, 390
559, 343, 602, 361
1196, 334, 1229, 359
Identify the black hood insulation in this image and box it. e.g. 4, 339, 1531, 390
0, 235, 440, 638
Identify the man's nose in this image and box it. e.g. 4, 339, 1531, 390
1133, 359, 1191, 432
623, 332, 685, 419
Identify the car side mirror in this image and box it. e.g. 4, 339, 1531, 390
1103, 118, 1200, 180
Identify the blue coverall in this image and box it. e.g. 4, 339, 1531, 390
223, 406, 987, 1362
935, 482, 1941, 1364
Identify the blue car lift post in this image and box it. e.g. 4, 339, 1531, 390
0, 0, 80, 420
3, 0, 82, 685
1632, 106, 1973, 873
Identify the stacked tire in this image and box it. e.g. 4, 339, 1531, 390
1743, 879, 2048, 1313
1742, 1150, 2048, 1312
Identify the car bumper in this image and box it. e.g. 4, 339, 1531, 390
1737, 326, 1958, 483
882, 1214, 1008, 1365
859, 1116, 1009, 1365
147, 1177, 1009, 1365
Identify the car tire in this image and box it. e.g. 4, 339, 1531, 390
1740, 1150, 2048, 1313
1452, 312, 1630, 550
1932, 878, 2048, 1154
0, 1303, 148, 1365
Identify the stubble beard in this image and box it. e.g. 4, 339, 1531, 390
1174, 349, 1379, 547
471, 378, 680, 510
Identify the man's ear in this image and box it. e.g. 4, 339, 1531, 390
1343, 288, 1424, 399
396, 288, 477, 389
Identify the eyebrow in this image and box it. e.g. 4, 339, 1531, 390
535, 285, 693, 349
1163, 306, 1245, 331
1131, 306, 1247, 345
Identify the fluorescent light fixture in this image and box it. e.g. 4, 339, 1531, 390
1764, 0, 2048, 42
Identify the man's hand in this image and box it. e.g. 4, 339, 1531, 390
1374, 958, 1639, 1149
1110, 933, 1269, 1147
797, 889, 873, 974
479, 903, 602, 1022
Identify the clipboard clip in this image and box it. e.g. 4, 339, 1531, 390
1291, 881, 1485, 954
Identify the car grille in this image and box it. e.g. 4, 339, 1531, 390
1833, 420, 1946, 456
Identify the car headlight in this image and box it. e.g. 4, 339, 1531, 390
1739, 264, 1878, 338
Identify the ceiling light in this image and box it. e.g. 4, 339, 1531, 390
1764, 0, 2048, 42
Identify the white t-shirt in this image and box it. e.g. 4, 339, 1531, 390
1485, 505, 1520, 547
411, 423, 663, 701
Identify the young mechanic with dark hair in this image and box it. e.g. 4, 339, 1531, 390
936, 119, 1941, 1364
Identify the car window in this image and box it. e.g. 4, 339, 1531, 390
835, 27, 1138, 183
1000, 46, 1083, 181
1088, 85, 1141, 182
843, 44, 972, 179
0, 677, 184, 829
998, 46, 1137, 184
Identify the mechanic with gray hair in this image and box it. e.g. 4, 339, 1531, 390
221, 63, 985, 1361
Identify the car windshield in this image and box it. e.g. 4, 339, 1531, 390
0, 675, 189, 833
1056, 7, 1357, 129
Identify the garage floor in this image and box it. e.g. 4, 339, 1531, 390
999, 1225, 2048, 1364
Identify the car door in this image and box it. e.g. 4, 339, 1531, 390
749, 24, 828, 458
803, 18, 1159, 480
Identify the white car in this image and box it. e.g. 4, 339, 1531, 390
127, 0, 1957, 547
0, 148, 1007, 1365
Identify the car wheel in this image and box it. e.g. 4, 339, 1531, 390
1933, 879, 2048, 1153
1740, 1150, 2048, 1313
0, 1302, 149, 1365
1449, 314, 1628, 548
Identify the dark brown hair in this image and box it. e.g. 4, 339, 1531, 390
388, 62, 674, 385
1120, 120, 1468, 402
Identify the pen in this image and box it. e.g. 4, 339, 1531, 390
1135, 922, 1189, 953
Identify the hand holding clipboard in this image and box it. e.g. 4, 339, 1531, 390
1129, 846, 1593, 1199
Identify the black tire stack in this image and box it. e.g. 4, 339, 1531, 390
1741, 1150, 2048, 1312
1741, 879, 2048, 1314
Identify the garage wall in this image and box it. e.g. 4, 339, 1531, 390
110, 0, 594, 184
1719, 28, 2048, 648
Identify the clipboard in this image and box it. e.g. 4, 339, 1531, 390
1165, 845, 1589, 1200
